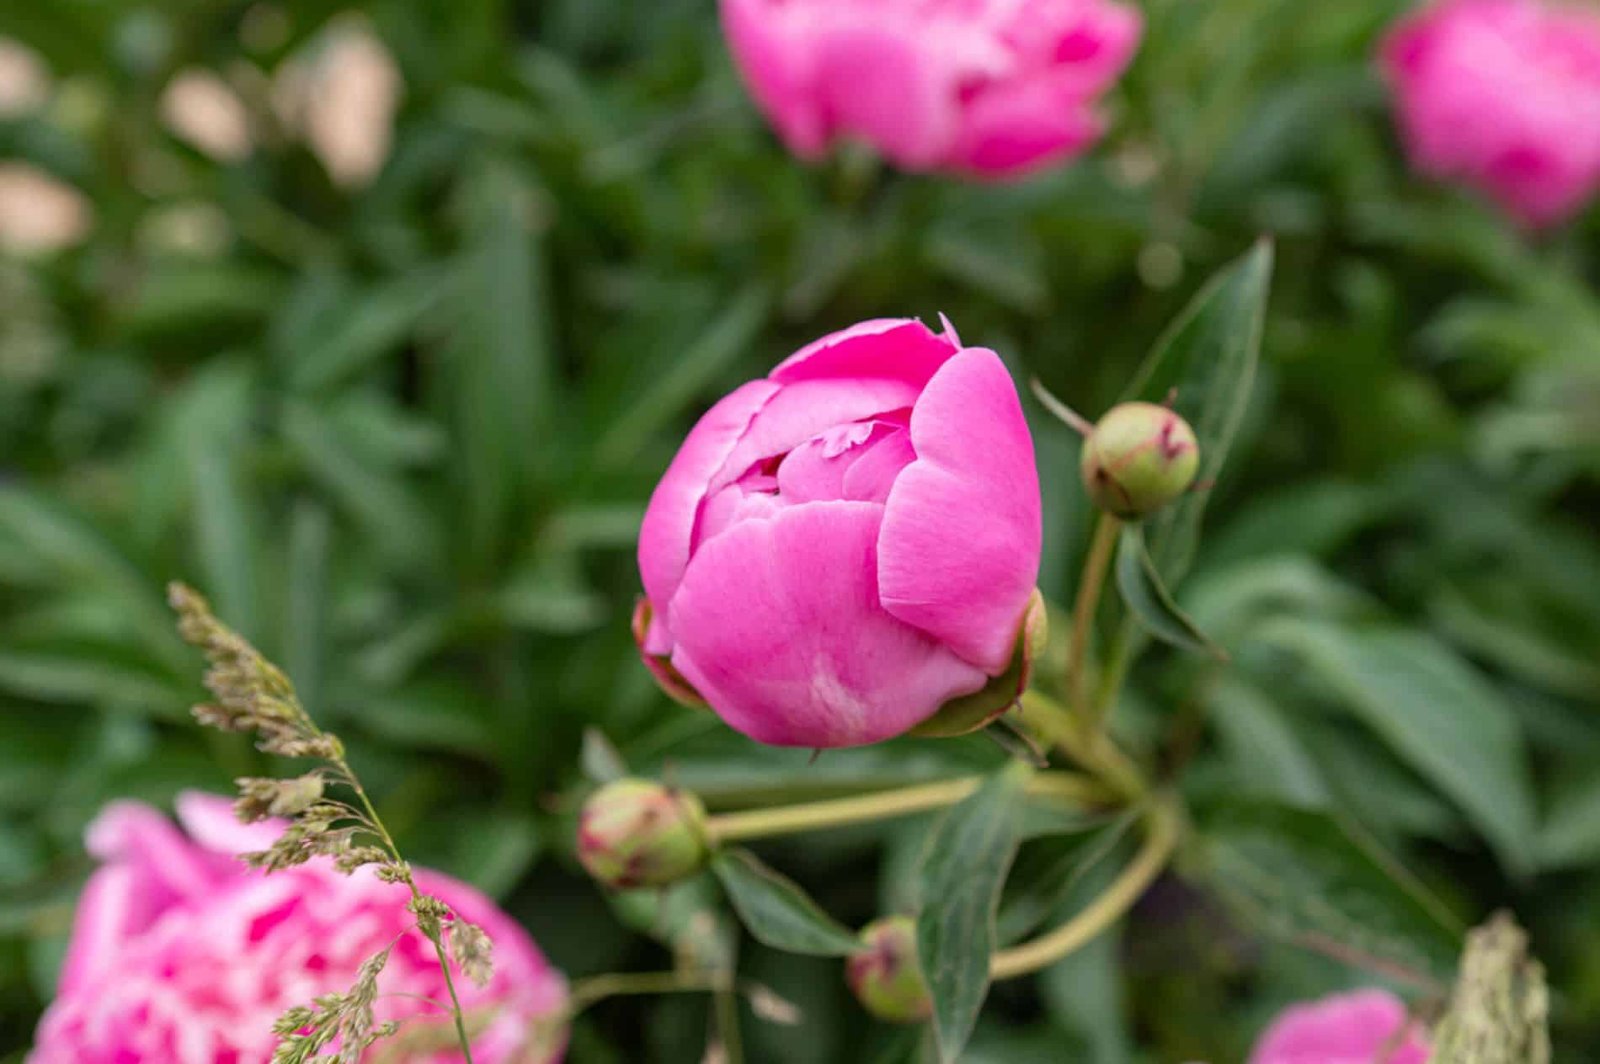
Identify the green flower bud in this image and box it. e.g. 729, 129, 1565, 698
577, 779, 710, 890
846, 916, 932, 1024
1080, 401, 1200, 519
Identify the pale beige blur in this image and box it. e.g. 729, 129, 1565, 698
161, 69, 253, 162
0, 165, 91, 254
275, 20, 402, 188
0, 37, 49, 118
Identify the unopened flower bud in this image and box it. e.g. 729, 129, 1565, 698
1080, 401, 1200, 519
846, 916, 932, 1024
577, 779, 710, 890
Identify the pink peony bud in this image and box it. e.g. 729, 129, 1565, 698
846, 916, 932, 1023
1079, 401, 1200, 520
720, 0, 1143, 180
576, 779, 711, 890
29, 793, 568, 1063
1249, 989, 1431, 1064
1380, 0, 1600, 227
636, 318, 1043, 748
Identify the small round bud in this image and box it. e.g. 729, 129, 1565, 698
846, 916, 932, 1023
1080, 401, 1200, 519
577, 779, 710, 890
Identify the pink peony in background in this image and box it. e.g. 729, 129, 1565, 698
720, 0, 1142, 179
636, 317, 1041, 748
1381, 0, 1600, 227
1249, 989, 1431, 1064
30, 792, 567, 1063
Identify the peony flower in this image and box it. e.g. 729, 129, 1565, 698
30, 793, 567, 1063
720, 0, 1142, 179
1381, 0, 1600, 227
635, 317, 1042, 748
1249, 989, 1431, 1064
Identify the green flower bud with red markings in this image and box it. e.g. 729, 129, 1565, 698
576, 779, 710, 890
1079, 401, 1200, 519
846, 916, 932, 1023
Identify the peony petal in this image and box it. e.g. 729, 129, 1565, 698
56, 866, 145, 995
1249, 989, 1429, 1064
85, 800, 227, 899
721, 0, 829, 157
951, 74, 1105, 177
770, 318, 959, 389
812, 21, 961, 169
709, 377, 922, 493
638, 379, 780, 633
878, 348, 1041, 673
842, 428, 916, 503
174, 790, 286, 856
668, 501, 986, 747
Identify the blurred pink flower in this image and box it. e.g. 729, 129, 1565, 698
720, 0, 1142, 179
1381, 0, 1600, 227
1249, 989, 1431, 1064
636, 318, 1041, 747
30, 793, 567, 1064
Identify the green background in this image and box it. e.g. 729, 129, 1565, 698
1, 0, 1598, 1059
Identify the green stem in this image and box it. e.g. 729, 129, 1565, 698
704, 772, 1102, 845
1019, 691, 1146, 801
343, 768, 477, 1064
989, 794, 1181, 980
565, 971, 738, 1015
1069, 513, 1122, 729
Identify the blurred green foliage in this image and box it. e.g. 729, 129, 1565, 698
1, 0, 1598, 1060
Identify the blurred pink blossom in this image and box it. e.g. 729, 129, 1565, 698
30, 793, 567, 1063
1382, 0, 1600, 227
1249, 989, 1431, 1064
0, 37, 49, 118
720, 0, 1142, 179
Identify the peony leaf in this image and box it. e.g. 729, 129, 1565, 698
713, 849, 862, 957
1114, 523, 1228, 659
915, 761, 1032, 1062
1122, 239, 1274, 585
1198, 800, 1462, 984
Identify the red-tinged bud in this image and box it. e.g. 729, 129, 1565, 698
577, 779, 710, 890
846, 916, 932, 1023
1080, 402, 1200, 520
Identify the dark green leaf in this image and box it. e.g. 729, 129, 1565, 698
1258, 619, 1538, 874
1123, 240, 1273, 584
916, 762, 1032, 1062
713, 849, 862, 957
1198, 801, 1462, 984
1114, 523, 1226, 659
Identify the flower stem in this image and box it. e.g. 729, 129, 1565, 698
344, 770, 476, 1064
704, 772, 1101, 845
1019, 690, 1145, 801
988, 794, 1181, 980
1069, 513, 1122, 730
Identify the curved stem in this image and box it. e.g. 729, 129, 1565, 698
989, 795, 1181, 981
1068, 513, 1122, 727
704, 772, 1102, 845
1020, 691, 1145, 801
